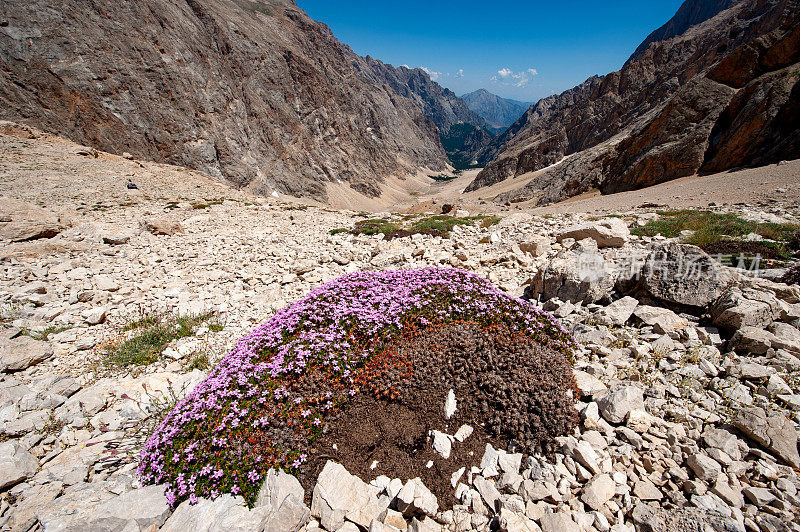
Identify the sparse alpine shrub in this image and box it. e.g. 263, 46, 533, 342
138, 268, 577, 507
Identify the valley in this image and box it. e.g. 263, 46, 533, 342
1, 0, 800, 531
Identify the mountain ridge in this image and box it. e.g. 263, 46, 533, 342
468, 0, 800, 205
461, 89, 532, 134
0, 0, 449, 202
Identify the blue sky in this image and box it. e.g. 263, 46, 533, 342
296, 0, 684, 102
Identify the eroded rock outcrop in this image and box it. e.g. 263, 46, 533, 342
0, 0, 448, 201
470, 0, 800, 205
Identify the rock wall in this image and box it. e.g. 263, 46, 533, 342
470, 0, 800, 205
0, 0, 449, 201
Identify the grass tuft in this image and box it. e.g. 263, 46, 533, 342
632, 210, 800, 251
104, 311, 216, 367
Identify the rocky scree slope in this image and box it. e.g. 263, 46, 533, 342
469, 0, 800, 205
0, 0, 448, 201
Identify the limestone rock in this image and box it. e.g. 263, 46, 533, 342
733, 407, 800, 468
596, 296, 639, 326
0, 333, 52, 372
595, 386, 644, 424
556, 218, 630, 248
256, 468, 305, 509
638, 244, 732, 309
140, 217, 184, 236
581, 474, 615, 510
0, 440, 38, 489
711, 288, 780, 330
311, 461, 384, 530
531, 251, 615, 304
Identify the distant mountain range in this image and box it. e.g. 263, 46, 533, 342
461, 89, 532, 134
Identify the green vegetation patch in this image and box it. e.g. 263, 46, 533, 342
344, 214, 501, 239
104, 311, 217, 367
631, 210, 800, 257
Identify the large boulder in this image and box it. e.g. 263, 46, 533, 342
632, 305, 689, 335
729, 327, 776, 355
78, 484, 171, 531
556, 218, 630, 248
711, 288, 781, 330
0, 333, 53, 372
595, 386, 645, 424
638, 243, 733, 309
160, 492, 309, 532
140, 217, 184, 236
0, 440, 38, 489
733, 407, 800, 468
311, 461, 386, 530
531, 251, 616, 304
595, 296, 638, 326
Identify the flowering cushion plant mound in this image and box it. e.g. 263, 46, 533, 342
138, 268, 578, 507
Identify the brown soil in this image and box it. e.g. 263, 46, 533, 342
701, 240, 788, 260
298, 321, 578, 505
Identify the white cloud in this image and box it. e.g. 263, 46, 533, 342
455, 69, 464, 78
491, 67, 539, 87
420, 66, 448, 81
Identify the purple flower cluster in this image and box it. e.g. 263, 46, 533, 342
138, 268, 576, 507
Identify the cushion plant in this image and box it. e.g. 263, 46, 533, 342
138, 268, 578, 507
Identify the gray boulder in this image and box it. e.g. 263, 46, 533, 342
0, 440, 38, 489
256, 468, 305, 509
0, 333, 53, 372
80, 484, 171, 531
729, 327, 775, 355
311, 461, 385, 530
632, 305, 688, 334
733, 407, 800, 468
639, 243, 732, 309
711, 288, 780, 330
140, 217, 184, 236
595, 296, 639, 326
595, 386, 644, 424
556, 218, 630, 248
531, 251, 616, 304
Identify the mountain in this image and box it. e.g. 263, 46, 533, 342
358, 59, 495, 169
461, 89, 531, 133
468, 0, 800, 205
0, 0, 449, 201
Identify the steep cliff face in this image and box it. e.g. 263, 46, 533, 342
358, 58, 494, 168
470, 0, 800, 205
0, 0, 448, 201
359, 58, 487, 134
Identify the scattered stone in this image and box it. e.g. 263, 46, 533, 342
733, 407, 800, 468
556, 218, 630, 248
0, 440, 38, 489
140, 217, 184, 235
595, 386, 644, 424
581, 474, 615, 510
0, 334, 52, 372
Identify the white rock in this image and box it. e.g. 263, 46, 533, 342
444, 389, 456, 419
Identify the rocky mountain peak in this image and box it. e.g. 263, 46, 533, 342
0, 0, 449, 202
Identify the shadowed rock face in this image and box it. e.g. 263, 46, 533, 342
470, 0, 800, 205
0, 0, 448, 201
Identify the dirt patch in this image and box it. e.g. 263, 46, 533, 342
299, 321, 577, 505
